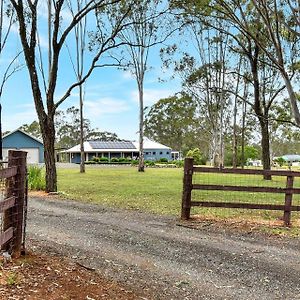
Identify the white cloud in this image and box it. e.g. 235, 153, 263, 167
84, 97, 131, 117
3, 108, 37, 131
130, 88, 174, 106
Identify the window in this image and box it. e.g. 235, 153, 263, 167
160, 152, 163, 155
166, 152, 170, 154
153, 152, 156, 155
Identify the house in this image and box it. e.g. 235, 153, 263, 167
64, 138, 172, 163
2, 129, 44, 164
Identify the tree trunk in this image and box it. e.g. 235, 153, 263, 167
79, 82, 85, 173
282, 73, 300, 126
138, 85, 144, 172
41, 117, 57, 192
259, 116, 271, 180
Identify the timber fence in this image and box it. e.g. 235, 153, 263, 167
0, 150, 27, 258
181, 158, 300, 226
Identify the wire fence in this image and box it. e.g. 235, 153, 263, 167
181, 158, 300, 226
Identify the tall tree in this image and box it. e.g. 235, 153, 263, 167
112, 0, 172, 172
0, 1, 22, 160
10, 0, 134, 191
144, 93, 200, 153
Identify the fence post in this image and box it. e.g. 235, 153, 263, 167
181, 158, 194, 220
283, 175, 294, 226
3, 150, 27, 258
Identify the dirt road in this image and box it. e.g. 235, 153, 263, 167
27, 196, 300, 300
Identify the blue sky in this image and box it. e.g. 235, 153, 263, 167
1, 2, 182, 141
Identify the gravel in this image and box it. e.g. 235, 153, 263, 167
27, 196, 300, 300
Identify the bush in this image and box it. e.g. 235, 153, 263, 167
131, 160, 138, 165
158, 158, 168, 163
174, 160, 184, 168
118, 157, 126, 162
274, 157, 285, 167
111, 157, 119, 163
27, 165, 46, 191
145, 161, 155, 167
99, 157, 109, 162
186, 148, 206, 165
92, 156, 99, 162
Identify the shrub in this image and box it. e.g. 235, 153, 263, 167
27, 165, 46, 191
111, 157, 119, 162
131, 160, 138, 165
158, 158, 168, 163
274, 157, 286, 167
92, 156, 100, 162
99, 157, 109, 162
174, 160, 184, 168
186, 148, 206, 165
145, 161, 155, 167
118, 157, 126, 162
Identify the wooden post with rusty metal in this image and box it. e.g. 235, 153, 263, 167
181, 158, 194, 220
3, 150, 27, 257
283, 175, 294, 226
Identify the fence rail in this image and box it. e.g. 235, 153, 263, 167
0, 150, 27, 258
181, 158, 300, 226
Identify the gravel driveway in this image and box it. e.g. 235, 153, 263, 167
27, 196, 300, 300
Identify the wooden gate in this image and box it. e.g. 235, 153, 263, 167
0, 150, 27, 258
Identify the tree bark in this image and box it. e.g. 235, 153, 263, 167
138, 84, 145, 172
79, 82, 85, 173
259, 116, 271, 180
41, 116, 57, 192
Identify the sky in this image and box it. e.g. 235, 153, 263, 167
1, 2, 182, 141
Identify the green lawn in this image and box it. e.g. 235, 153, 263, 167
58, 167, 183, 215
57, 166, 300, 225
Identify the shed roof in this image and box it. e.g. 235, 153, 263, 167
3, 128, 43, 145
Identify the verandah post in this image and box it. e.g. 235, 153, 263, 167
283, 175, 294, 226
181, 158, 194, 220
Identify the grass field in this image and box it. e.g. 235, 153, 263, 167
57, 166, 300, 230
58, 167, 183, 215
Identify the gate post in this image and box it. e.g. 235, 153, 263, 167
181, 158, 194, 220
3, 150, 27, 257
283, 175, 294, 226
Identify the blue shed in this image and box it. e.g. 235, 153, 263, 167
2, 129, 44, 163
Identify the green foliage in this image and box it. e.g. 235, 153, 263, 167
6, 272, 18, 286
158, 158, 168, 163
99, 157, 109, 162
27, 165, 45, 191
92, 157, 100, 162
111, 157, 119, 162
274, 157, 286, 167
186, 148, 206, 165
224, 145, 260, 167
144, 93, 200, 153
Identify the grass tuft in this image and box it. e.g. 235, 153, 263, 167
27, 165, 46, 191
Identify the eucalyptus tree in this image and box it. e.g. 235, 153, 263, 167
209, 0, 300, 127
107, 0, 172, 172
66, 0, 88, 173
10, 0, 136, 191
0, 1, 22, 160
161, 11, 233, 167
144, 93, 201, 154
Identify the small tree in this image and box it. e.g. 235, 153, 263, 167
10, 0, 135, 191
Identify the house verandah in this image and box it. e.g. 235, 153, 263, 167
61, 139, 172, 163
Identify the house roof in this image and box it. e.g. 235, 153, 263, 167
3, 128, 43, 145
64, 138, 171, 153
89, 141, 136, 150
280, 154, 300, 162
